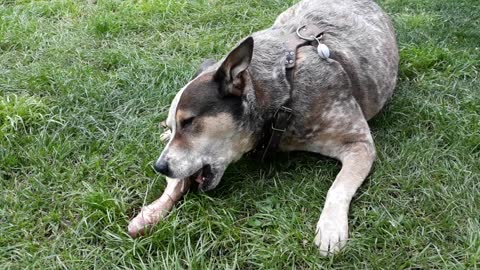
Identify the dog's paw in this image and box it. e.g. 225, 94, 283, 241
314, 211, 348, 256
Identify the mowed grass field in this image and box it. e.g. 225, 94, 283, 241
1, 0, 479, 268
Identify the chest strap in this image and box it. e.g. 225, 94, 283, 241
254, 25, 325, 161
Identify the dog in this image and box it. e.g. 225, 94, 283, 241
128, 0, 398, 256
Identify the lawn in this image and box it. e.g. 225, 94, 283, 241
0, 0, 479, 269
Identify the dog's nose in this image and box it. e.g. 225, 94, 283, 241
153, 160, 170, 176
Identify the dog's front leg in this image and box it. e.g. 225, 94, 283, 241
128, 177, 191, 238
315, 141, 375, 256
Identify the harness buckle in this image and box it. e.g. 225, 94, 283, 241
271, 106, 293, 132
285, 50, 295, 67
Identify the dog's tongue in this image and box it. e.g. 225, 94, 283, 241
195, 169, 204, 184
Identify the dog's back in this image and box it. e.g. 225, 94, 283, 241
252, 0, 398, 120
134, 0, 400, 255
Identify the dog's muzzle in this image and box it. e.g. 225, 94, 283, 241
153, 160, 171, 177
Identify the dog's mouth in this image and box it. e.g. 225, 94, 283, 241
189, 164, 215, 189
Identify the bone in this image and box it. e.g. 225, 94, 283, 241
160, 129, 171, 142
128, 177, 191, 238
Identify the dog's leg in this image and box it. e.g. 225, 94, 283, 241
128, 177, 191, 238
272, 1, 302, 26
314, 140, 375, 256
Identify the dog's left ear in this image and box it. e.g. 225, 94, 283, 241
214, 37, 254, 97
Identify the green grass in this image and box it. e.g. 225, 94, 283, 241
1, 0, 479, 268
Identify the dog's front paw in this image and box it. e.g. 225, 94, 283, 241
314, 211, 348, 256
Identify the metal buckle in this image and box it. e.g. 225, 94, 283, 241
271, 106, 293, 132
285, 50, 295, 66
271, 124, 287, 132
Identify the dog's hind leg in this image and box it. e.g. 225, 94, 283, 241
128, 177, 191, 238
272, 1, 302, 26
313, 139, 375, 255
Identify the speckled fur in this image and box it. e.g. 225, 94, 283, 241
241, 0, 398, 255
149, 0, 399, 256
244, 0, 398, 152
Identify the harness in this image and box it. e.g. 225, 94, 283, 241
252, 25, 331, 161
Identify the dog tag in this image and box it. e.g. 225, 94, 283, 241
317, 43, 330, 60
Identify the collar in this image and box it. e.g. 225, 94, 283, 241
250, 25, 329, 161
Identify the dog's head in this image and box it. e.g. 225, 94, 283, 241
154, 37, 256, 191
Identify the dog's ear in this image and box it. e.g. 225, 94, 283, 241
192, 59, 217, 79
214, 37, 254, 97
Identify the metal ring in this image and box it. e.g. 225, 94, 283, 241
296, 25, 324, 41
296, 25, 315, 41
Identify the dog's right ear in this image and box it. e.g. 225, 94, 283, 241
192, 59, 217, 79
214, 37, 254, 97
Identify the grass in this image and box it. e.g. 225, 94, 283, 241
0, 0, 479, 268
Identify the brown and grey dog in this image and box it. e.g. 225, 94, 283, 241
128, 0, 398, 256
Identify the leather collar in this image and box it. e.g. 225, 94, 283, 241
250, 25, 326, 161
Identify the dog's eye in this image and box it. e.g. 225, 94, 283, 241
180, 117, 195, 128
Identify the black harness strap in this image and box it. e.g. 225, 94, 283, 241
254, 25, 325, 161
